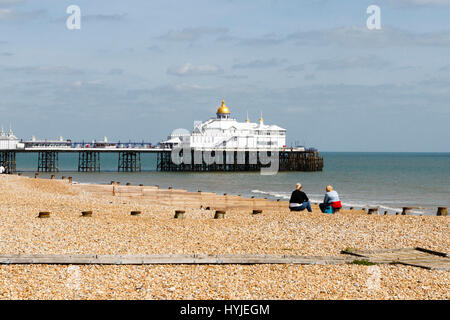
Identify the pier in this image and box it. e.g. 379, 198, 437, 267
0, 146, 323, 173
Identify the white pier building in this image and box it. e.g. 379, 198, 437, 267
163, 100, 287, 150
0, 127, 21, 150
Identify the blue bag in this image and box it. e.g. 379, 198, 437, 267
323, 206, 334, 214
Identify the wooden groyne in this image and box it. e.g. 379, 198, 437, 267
73, 183, 289, 211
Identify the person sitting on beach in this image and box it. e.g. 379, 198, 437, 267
319, 185, 342, 213
289, 183, 312, 212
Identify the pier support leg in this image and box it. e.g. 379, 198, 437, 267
37, 151, 59, 172
0, 151, 16, 174
78, 151, 100, 172
118, 151, 141, 172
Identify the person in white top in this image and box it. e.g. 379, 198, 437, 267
0, 165, 5, 174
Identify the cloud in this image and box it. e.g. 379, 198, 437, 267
311, 55, 391, 71
288, 26, 450, 48
284, 64, 305, 73
0, 8, 11, 19
388, 0, 450, 5
83, 13, 127, 22
0, 0, 23, 6
232, 58, 287, 69
237, 34, 285, 46
0, 8, 45, 21
166, 63, 223, 76
160, 27, 228, 42
1, 65, 84, 75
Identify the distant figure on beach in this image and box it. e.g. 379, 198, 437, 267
289, 183, 312, 212
319, 185, 342, 213
0, 165, 5, 174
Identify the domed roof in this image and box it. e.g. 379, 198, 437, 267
216, 99, 230, 114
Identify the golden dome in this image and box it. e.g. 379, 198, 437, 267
216, 99, 230, 114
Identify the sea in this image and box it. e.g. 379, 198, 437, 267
15, 152, 450, 216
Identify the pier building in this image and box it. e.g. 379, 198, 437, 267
162, 100, 287, 150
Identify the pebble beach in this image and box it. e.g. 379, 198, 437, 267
0, 174, 448, 300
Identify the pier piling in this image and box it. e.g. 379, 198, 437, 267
78, 151, 100, 172
0, 151, 16, 174
37, 151, 59, 172
118, 151, 141, 172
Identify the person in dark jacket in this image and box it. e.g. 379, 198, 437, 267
289, 183, 312, 212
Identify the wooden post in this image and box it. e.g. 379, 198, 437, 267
214, 210, 226, 219
402, 207, 413, 215
35, 173, 39, 179
368, 208, 378, 215
68, 177, 72, 184
38, 212, 50, 218
437, 207, 448, 216
174, 210, 186, 219
81, 211, 93, 217
384, 211, 388, 215
130, 211, 141, 216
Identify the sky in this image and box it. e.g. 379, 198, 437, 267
0, 0, 449, 152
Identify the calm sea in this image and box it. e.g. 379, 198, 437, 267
15, 152, 450, 216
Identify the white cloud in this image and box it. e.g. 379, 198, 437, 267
0, 8, 11, 20
167, 63, 223, 76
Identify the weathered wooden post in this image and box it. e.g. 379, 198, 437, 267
368, 208, 378, 215
130, 211, 141, 216
81, 211, 93, 217
253, 209, 263, 215
174, 210, 186, 219
38, 211, 50, 218
402, 207, 413, 215
214, 210, 226, 219
68, 177, 72, 184
437, 207, 448, 216
34, 173, 39, 179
